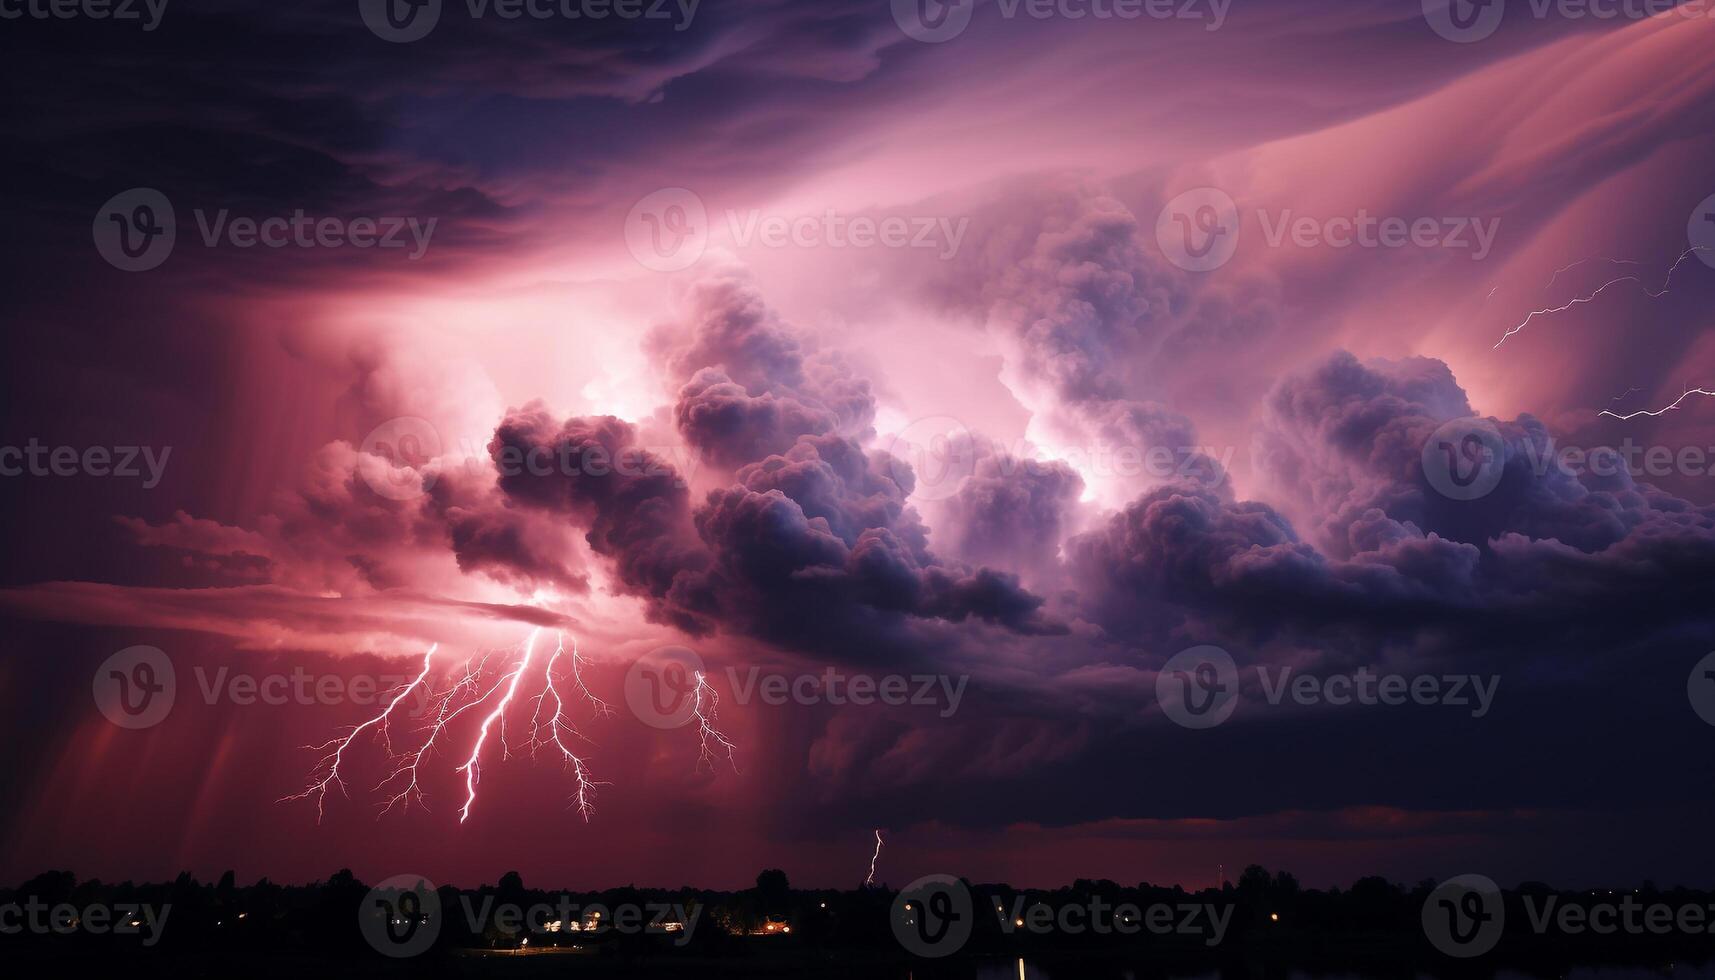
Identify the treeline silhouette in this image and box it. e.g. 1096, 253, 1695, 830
5, 865, 1713, 978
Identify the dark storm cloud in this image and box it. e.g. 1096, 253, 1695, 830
480, 268, 1066, 658
673, 369, 838, 470
788, 336, 1715, 831
0, 0, 922, 304
487, 394, 1056, 655
1256, 350, 1715, 565
655, 267, 878, 470
937, 444, 1085, 573
489, 405, 716, 630
487, 401, 1063, 657
958, 187, 1284, 502
109, 439, 591, 598
425, 461, 590, 593
979, 195, 1199, 443
10, 0, 1715, 887
1062, 350, 1715, 656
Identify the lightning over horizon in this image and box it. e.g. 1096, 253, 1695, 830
15, 0, 1715, 917
283, 628, 733, 824
866, 829, 884, 887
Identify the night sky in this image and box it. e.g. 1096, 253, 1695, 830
3, 0, 1715, 892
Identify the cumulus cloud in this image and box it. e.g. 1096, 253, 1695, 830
1254, 350, 1715, 562
654, 267, 877, 471
971, 190, 1252, 505
1061, 350, 1715, 660
474, 269, 1071, 660
936, 443, 1085, 576
487, 406, 1062, 661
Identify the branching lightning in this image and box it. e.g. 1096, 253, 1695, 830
568, 635, 614, 720
866, 829, 884, 887
1545, 256, 1640, 293
285, 627, 733, 824
280, 643, 437, 822
525, 632, 607, 821
454, 627, 543, 822
1599, 385, 1715, 420
691, 670, 739, 773
1493, 247, 1710, 349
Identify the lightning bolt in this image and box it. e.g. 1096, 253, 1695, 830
691, 669, 739, 773
1493, 247, 1710, 349
455, 627, 543, 822
288, 627, 738, 823
378, 647, 511, 817
525, 632, 607, 821
866, 829, 884, 887
1599, 385, 1715, 420
569, 635, 614, 720
279, 643, 437, 823
1545, 256, 1641, 293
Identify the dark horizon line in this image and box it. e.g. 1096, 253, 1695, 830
9, 865, 1711, 897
